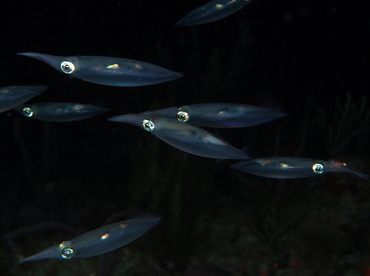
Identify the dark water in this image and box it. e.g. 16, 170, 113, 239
1, 0, 369, 275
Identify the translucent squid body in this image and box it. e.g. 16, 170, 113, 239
17, 52, 183, 87
143, 103, 286, 128
231, 157, 369, 179
0, 85, 47, 113
176, 0, 253, 26
14, 102, 109, 122
19, 214, 161, 263
109, 113, 250, 160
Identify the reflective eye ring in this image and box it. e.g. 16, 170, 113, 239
60, 241, 76, 259
60, 60, 76, 74
142, 119, 155, 132
177, 110, 189, 122
22, 107, 34, 117
61, 247, 75, 259
312, 163, 324, 174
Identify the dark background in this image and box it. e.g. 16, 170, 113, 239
1, 0, 370, 275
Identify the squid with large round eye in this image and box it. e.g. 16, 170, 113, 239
143, 103, 286, 128
19, 214, 160, 263
231, 157, 369, 179
17, 52, 183, 87
109, 113, 250, 160
176, 0, 253, 26
14, 102, 109, 122
0, 85, 47, 113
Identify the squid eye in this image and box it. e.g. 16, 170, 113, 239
60, 241, 76, 259
61, 247, 74, 259
177, 110, 189, 122
60, 60, 76, 74
22, 107, 34, 117
312, 163, 324, 174
142, 119, 155, 132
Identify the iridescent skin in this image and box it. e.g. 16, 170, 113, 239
14, 102, 109, 122
17, 52, 183, 87
19, 215, 160, 263
143, 103, 286, 128
0, 86, 47, 113
231, 157, 369, 179
176, 0, 253, 26
109, 113, 250, 160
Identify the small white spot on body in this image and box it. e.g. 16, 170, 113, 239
107, 64, 120, 69
134, 63, 143, 69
